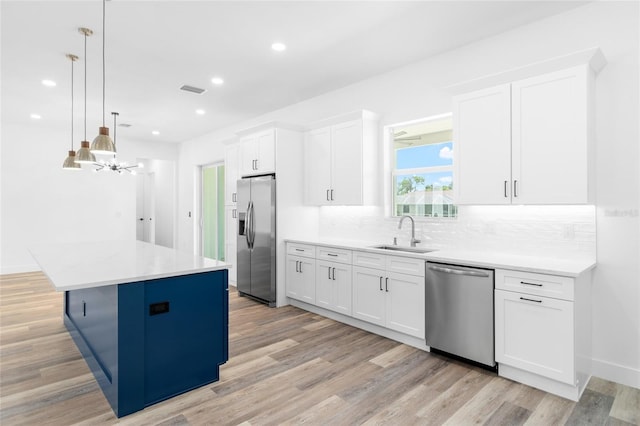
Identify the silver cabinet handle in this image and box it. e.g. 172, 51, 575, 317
385, 277, 389, 292
327, 253, 338, 257
328, 267, 331, 280
330, 189, 334, 201
255, 159, 259, 170
520, 297, 542, 303
379, 276, 383, 291
232, 192, 237, 202
427, 265, 490, 277
332, 267, 336, 280
299, 261, 303, 274
295, 248, 304, 252
295, 260, 299, 273
504, 180, 508, 198
232, 209, 237, 219
514, 180, 518, 197
520, 281, 543, 287
326, 189, 330, 201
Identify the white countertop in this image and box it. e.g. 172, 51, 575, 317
285, 238, 595, 277
30, 240, 230, 291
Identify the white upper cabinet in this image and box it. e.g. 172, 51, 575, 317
511, 68, 589, 204
239, 128, 276, 177
224, 143, 239, 205
453, 84, 512, 205
304, 110, 379, 206
453, 53, 604, 205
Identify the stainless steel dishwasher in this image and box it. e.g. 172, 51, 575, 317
425, 262, 495, 368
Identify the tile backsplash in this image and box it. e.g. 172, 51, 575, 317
318, 205, 596, 260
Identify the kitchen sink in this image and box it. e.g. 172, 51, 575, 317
370, 245, 435, 254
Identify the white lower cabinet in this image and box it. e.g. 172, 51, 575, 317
494, 268, 591, 401
352, 252, 425, 339
385, 272, 425, 338
495, 289, 574, 385
316, 261, 352, 316
352, 266, 386, 326
286, 255, 315, 305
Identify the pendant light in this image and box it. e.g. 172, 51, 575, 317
75, 27, 96, 165
62, 54, 81, 170
93, 112, 143, 174
90, 0, 115, 155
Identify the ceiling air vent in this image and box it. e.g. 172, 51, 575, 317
180, 85, 206, 94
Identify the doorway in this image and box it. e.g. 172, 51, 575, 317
201, 163, 226, 261
135, 158, 176, 248
136, 171, 156, 244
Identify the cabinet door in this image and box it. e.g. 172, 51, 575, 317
239, 136, 257, 176
512, 66, 588, 204
224, 144, 239, 205
316, 261, 333, 311
286, 255, 315, 304
352, 266, 385, 327
304, 127, 332, 205
256, 129, 276, 174
317, 261, 353, 315
333, 263, 353, 316
385, 271, 425, 338
453, 84, 512, 205
331, 120, 363, 205
495, 289, 574, 385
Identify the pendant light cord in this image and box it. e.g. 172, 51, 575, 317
102, 0, 106, 127
84, 32, 87, 141
70, 57, 74, 151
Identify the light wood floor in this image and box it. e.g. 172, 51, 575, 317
1, 272, 638, 425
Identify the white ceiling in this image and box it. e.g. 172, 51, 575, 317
1, 1, 586, 145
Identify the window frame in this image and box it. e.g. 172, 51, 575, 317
385, 112, 456, 219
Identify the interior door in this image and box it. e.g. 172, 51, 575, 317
137, 172, 155, 243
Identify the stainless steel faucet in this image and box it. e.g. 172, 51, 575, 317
398, 215, 420, 247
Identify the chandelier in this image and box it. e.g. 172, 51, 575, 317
93, 112, 143, 174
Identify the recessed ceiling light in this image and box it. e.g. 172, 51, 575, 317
211, 77, 224, 86
195, 109, 206, 115
271, 42, 286, 52
152, 130, 160, 135
30, 113, 42, 119
41, 79, 56, 87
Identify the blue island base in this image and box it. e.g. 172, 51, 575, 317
64, 270, 229, 417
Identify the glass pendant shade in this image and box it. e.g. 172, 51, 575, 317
75, 140, 96, 163
63, 150, 81, 170
91, 126, 115, 155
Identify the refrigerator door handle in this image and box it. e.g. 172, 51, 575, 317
245, 201, 253, 249
248, 201, 256, 249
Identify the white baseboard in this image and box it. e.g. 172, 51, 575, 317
0, 264, 41, 275
592, 358, 640, 389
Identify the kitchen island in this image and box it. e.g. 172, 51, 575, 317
30, 240, 230, 418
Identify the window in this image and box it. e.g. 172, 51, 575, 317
391, 114, 457, 218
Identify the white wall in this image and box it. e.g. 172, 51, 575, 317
0, 122, 179, 273
176, 2, 639, 387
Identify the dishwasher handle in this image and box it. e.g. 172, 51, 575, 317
427, 264, 491, 278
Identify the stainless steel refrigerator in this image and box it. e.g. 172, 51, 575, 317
236, 175, 276, 306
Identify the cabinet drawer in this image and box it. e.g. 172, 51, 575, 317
353, 251, 386, 270
286, 243, 316, 259
496, 269, 574, 301
386, 256, 425, 277
317, 246, 352, 264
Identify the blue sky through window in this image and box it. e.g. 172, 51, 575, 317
395, 141, 453, 169
395, 141, 453, 188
